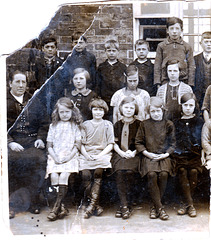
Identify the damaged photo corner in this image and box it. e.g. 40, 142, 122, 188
1, 0, 211, 239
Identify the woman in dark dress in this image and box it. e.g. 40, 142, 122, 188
174, 93, 203, 217
111, 97, 141, 219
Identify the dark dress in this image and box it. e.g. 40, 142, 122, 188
174, 116, 204, 173
111, 119, 141, 173
66, 88, 97, 121
135, 118, 176, 177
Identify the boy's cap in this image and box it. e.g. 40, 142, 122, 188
202, 32, 211, 39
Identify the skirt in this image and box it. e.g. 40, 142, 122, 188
110, 152, 140, 174
140, 156, 175, 177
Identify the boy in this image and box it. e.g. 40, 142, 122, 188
156, 59, 193, 121
154, 17, 195, 87
28, 37, 63, 94
65, 35, 97, 90
96, 39, 126, 120
194, 32, 211, 108
130, 39, 156, 96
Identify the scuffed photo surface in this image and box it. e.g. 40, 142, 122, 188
1, 0, 211, 239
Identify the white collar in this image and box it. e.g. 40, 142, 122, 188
10, 91, 24, 104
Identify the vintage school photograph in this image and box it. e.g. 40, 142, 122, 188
1, 0, 211, 239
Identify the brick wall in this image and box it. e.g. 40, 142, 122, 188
6, 3, 133, 81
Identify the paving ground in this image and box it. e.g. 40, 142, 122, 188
3, 200, 210, 240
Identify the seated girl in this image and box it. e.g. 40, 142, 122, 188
174, 93, 203, 217
78, 98, 114, 219
135, 96, 176, 220
111, 96, 141, 219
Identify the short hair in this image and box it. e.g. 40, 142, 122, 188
180, 92, 199, 115
150, 96, 164, 109
135, 39, 150, 50
79, 35, 87, 43
201, 32, 211, 41
165, 58, 181, 71
167, 17, 183, 30
41, 37, 57, 47
73, 68, 90, 81
89, 98, 109, 113
10, 70, 27, 83
105, 40, 119, 50
125, 65, 138, 77
119, 96, 139, 116
52, 97, 82, 125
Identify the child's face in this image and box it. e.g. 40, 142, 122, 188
167, 23, 182, 41
167, 63, 180, 82
201, 38, 211, 53
121, 102, 136, 118
106, 47, 119, 61
127, 73, 139, 90
73, 72, 86, 90
92, 107, 105, 120
74, 38, 87, 52
135, 44, 149, 60
182, 99, 195, 117
58, 104, 72, 122
150, 105, 163, 121
42, 42, 57, 58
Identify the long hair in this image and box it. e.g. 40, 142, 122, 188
51, 97, 82, 125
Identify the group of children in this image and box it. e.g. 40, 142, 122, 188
8, 16, 211, 222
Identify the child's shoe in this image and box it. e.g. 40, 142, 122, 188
158, 208, 169, 220
121, 206, 131, 220
177, 206, 188, 215
95, 205, 103, 216
187, 205, 197, 217
58, 204, 69, 219
149, 207, 158, 219
115, 206, 122, 218
47, 211, 58, 221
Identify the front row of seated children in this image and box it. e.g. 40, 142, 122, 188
44, 93, 209, 222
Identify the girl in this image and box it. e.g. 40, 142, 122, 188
174, 93, 203, 217
110, 65, 150, 123
135, 96, 176, 220
111, 96, 141, 219
46, 97, 82, 221
65, 68, 97, 121
79, 98, 114, 219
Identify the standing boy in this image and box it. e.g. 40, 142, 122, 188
194, 32, 211, 108
65, 36, 97, 90
96, 39, 126, 120
130, 39, 156, 96
154, 17, 195, 87
28, 37, 63, 94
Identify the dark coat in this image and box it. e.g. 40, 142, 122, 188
194, 53, 211, 108
96, 60, 126, 104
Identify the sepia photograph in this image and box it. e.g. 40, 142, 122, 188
1, 0, 211, 239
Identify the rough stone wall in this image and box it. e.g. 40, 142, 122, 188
6, 3, 133, 80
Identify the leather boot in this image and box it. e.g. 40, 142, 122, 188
47, 185, 68, 221
84, 178, 102, 219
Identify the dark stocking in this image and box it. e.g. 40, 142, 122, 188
147, 172, 162, 211
116, 171, 128, 207
158, 171, 168, 200
178, 168, 193, 206
189, 169, 198, 197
